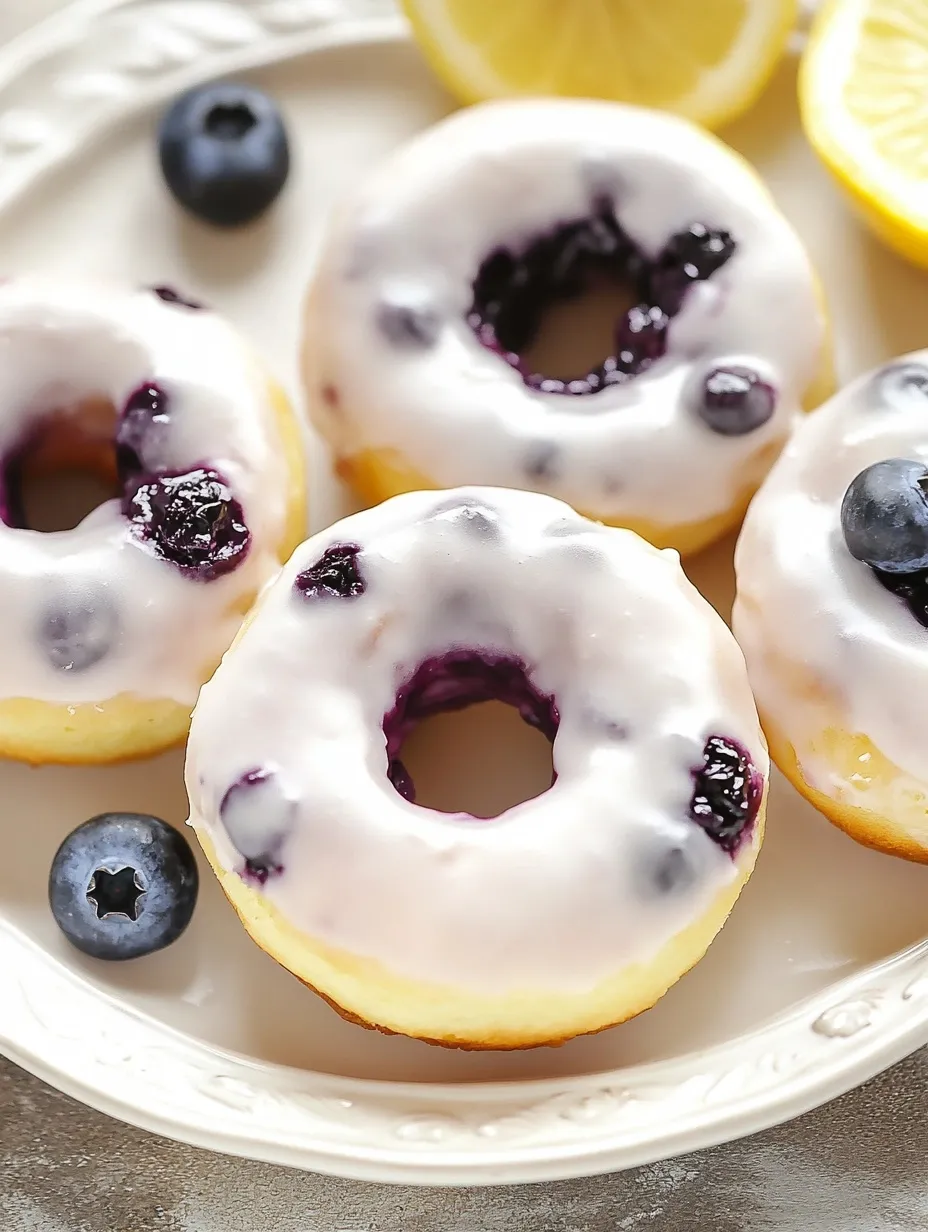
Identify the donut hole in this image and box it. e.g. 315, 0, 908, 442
383, 651, 558, 818
468, 210, 736, 397
3, 398, 121, 532
518, 277, 639, 387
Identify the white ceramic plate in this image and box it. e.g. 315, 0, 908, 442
2, 0, 928, 1188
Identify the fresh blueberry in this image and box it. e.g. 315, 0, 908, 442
220, 768, 294, 884
840, 458, 928, 573
294, 543, 364, 600
158, 83, 290, 227
49, 813, 198, 960
39, 591, 118, 672
689, 735, 761, 854
115, 384, 170, 480
150, 284, 205, 310
696, 366, 776, 436
126, 468, 250, 580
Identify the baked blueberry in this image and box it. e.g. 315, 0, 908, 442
376, 297, 441, 349
614, 304, 668, 376
158, 83, 290, 227
467, 209, 734, 397
649, 842, 697, 895
294, 543, 365, 599
49, 813, 198, 960
221, 767, 294, 883
525, 442, 560, 481
39, 591, 118, 672
696, 366, 776, 436
116, 384, 170, 479
388, 758, 416, 803
126, 468, 250, 580
689, 735, 760, 854
432, 499, 500, 538
840, 458, 928, 574
150, 285, 205, 310
651, 223, 736, 314
873, 566, 928, 628
875, 362, 928, 408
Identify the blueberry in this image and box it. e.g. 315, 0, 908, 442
126, 468, 250, 580
873, 566, 928, 628
39, 591, 118, 672
388, 758, 416, 803
115, 384, 170, 480
649, 843, 696, 895
689, 735, 761, 854
294, 543, 364, 600
696, 366, 776, 436
431, 499, 500, 538
158, 83, 290, 227
875, 362, 928, 408
840, 459, 928, 573
467, 210, 734, 396
49, 813, 198, 960
651, 223, 736, 314
525, 442, 560, 481
376, 296, 441, 349
614, 304, 668, 375
220, 768, 294, 883
150, 284, 205, 310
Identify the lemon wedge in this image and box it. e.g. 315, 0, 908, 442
801, 0, 928, 268
400, 0, 797, 130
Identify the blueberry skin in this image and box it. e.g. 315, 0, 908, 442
840, 458, 928, 574
696, 366, 776, 436
158, 83, 290, 228
49, 813, 199, 961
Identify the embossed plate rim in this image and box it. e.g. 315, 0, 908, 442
0, 0, 926, 1187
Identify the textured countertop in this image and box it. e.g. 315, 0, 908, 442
1, 4, 927, 1229
4, 1050, 928, 1231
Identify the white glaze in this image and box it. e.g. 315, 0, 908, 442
302, 99, 824, 530
734, 354, 928, 790
187, 487, 766, 993
0, 277, 293, 707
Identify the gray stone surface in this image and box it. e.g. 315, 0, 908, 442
2, 1050, 927, 1231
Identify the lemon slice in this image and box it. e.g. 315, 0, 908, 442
801, 0, 928, 268
401, 0, 797, 130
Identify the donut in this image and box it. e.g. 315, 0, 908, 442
0, 279, 305, 764
186, 487, 767, 1049
734, 356, 928, 862
302, 99, 831, 557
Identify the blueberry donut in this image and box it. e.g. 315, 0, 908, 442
187, 488, 767, 1048
734, 355, 928, 862
302, 100, 830, 556
0, 279, 305, 764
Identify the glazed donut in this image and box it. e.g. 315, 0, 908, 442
734, 355, 928, 862
302, 99, 830, 556
187, 487, 767, 1049
0, 279, 305, 764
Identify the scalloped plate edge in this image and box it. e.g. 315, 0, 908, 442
0, 0, 926, 1186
